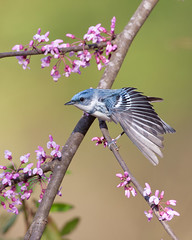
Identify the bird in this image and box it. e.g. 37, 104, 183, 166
65, 87, 175, 165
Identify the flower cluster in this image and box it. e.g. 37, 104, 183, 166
0, 135, 62, 214
116, 171, 137, 198
143, 183, 180, 222
12, 17, 117, 82
91, 136, 108, 148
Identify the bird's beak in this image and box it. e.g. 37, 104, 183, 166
64, 100, 75, 105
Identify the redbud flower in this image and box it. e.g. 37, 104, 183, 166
91, 136, 108, 148
41, 56, 52, 68
144, 209, 153, 222
116, 171, 137, 198
23, 163, 33, 176
47, 135, 57, 149
12, 44, 24, 51
143, 183, 179, 222
110, 16, 116, 35
166, 200, 177, 206
143, 182, 151, 196
33, 167, 43, 176
29, 40, 34, 47
20, 153, 30, 164
4, 150, 12, 160
51, 145, 62, 158
66, 33, 76, 39
50, 66, 61, 82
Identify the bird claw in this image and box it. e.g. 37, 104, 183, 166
107, 140, 119, 151
107, 131, 124, 151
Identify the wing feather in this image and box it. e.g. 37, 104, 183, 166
109, 88, 175, 165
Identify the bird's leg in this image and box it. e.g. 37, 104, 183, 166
114, 131, 125, 141
107, 131, 125, 151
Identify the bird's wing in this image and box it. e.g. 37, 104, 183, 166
108, 88, 175, 165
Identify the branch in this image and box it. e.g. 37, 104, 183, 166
99, 121, 179, 240
0, 41, 109, 59
22, 0, 165, 239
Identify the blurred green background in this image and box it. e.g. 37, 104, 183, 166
1, 0, 192, 239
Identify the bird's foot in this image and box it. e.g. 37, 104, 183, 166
107, 139, 119, 151
107, 132, 125, 151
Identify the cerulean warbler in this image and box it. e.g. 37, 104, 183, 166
65, 87, 175, 165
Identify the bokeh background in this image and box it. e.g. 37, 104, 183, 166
1, 0, 192, 239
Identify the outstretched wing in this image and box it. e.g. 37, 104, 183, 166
109, 88, 175, 165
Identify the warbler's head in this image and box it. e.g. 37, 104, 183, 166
65, 88, 96, 113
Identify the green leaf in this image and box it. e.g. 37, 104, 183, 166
60, 217, 80, 236
50, 203, 73, 212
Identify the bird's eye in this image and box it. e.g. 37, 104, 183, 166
80, 97, 84, 102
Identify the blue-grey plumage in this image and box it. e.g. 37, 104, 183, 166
65, 88, 175, 166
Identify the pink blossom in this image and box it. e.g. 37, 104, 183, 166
159, 207, 180, 221
23, 163, 33, 176
29, 40, 34, 47
166, 200, 177, 206
41, 56, 52, 68
2, 173, 13, 186
4, 189, 15, 198
160, 190, 164, 200
7, 206, 19, 215
12, 173, 19, 179
0, 165, 7, 170
20, 153, 30, 164
66, 33, 76, 39
149, 195, 160, 205
64, 65, 72, 77
106, 42, 117, 55
51, 145, 62, 158
33, 167, 43, 176
12, 44, 24, 51
4, 150, 12, 160
143, 183, 151, 196
116, 171, 136, 198
110, 16, 116, 35
84, 24, 105, 43
91, 136, 108, 147
1, 201, 6, 209
16, 56, 30, 70
125, 186, 137, 198
144, 209, 153, 222
33, 28, 49, 43
47, 135, 57, 149
35, 146, 46, 161
144, 183, 179, 222
77, 50, 92, 68
21, 190, 31, 200
50, 66, 61, 81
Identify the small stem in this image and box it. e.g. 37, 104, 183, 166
99, 120, 179, 240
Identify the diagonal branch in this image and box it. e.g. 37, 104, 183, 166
23, 0, 165, 239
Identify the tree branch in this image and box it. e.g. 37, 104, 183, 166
0, 41, 109, 59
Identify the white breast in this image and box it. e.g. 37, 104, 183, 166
92, 111, 111, 121
75, 99, 111, 121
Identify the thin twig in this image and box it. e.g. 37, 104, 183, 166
0, 41, 109, 59
99, 120, 179, 240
